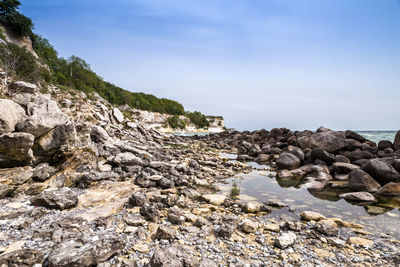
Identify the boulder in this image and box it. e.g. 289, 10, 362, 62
0, 249, 43, 267
48, 235, 122, 267
300, 211, 326, 221
31, 163, 57, 182
27, 94, 62, 116
298, 131, 347, 153
242, 202, 262, 213
202, 194, 226, 205
315, 222, 339, 236
0, 132, 34, 167
332, 162, 360, 174
394, 130, 400, 151
276, 152, 300, 170
150, 246, 182, 267
310, 148, 335, 165
285, 145, 304, 162
90, 125, 110, 143
377, 182, 400, 196
16, 113, 69, 138
0, 99, 26, 134
345, 130, 367, 142
129, 192, 147, 206
348, 169, 381, 193
8, 81, 39, 95
241, 219, 259, 233
33, 124, 77, 157
378, 140, 393, 150
156, 225, 177, 240
113, 152, 144, 166
339, 192, 375, 202
31, 187, 78, 210
362, 159, 400, 185
140, 203, 160, 222
113, 108, 124, 123
274, 232, 296, 249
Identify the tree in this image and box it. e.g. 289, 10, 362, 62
0, 42, 21, 84
0, 0, 21, 16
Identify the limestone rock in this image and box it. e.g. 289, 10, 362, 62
150, 246, 182, 267
113, 108, 124, 123
113, 152, 144, 166
300, 211, 326, 221
0, 249, 43, 267
241, 219, 259, 233
90, 125, 110, 143
0, 99, 26, 134
16, 113, 69, 138
31, 187, 78, 210
0, 132, 34, 167
33, 124, 77, 157
8, 81, 39, 95
346, 237, 374, 247
202, 194, 226, 205
274, 232, 296, 249
156, 225, 177, 240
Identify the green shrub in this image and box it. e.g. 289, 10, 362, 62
168, 115, 186, 129
187, 111, 210, 129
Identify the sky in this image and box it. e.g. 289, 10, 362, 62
20, 0, 400, 131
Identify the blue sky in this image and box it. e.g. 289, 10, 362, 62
20, 0, 400, 130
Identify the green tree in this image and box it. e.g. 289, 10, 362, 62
0, 0, 21, 16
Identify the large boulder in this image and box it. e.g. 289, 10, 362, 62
16, 113, 69, 138
377, 182, 400, 196
362, 159, 400, 185
394, 130, 400, 151
8, 81, 39, 95
310, 148, 335, 165
339, 192, 375, 202
348, 169, 381, 193
31, 187, 78, 210
48, 235, 122, 267
33, 123, 77, 157
0, 132, 35, 167
345, 130, 367, 142
285, 145, 304, 162
27, 94, 61, 116
332, 162, 360, 174
276, 152, 300, 170
298, 131, 347, 153
0, 99, 26, 134
113, 152, 144, 166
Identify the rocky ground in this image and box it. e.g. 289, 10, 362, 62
0, 81, 399, 266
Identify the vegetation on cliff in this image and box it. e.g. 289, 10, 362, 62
0, 0, 218, 128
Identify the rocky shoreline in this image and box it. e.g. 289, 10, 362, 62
0, 81, 399, 266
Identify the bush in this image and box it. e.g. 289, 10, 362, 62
168, 115, 186, 129
1, 11, 33, 36
187, 111, 210, 129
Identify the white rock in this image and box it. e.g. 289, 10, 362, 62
0, 99, 26, 134
202, 194, 226, 205
275, 232, 297, 249
241, 219, 259, 233
8, 81, 39, 95
113, 108, 124, 123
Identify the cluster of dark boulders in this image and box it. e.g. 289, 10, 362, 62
203, 127, 400, 199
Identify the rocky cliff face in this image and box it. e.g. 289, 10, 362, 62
0, 24, 38, 58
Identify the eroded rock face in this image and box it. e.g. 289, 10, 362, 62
0, 248, 43, 267
0, 99, 26, 134
362, 159, 400, 185
31, 187, 78, 210
348, 169, 381, 193
298, 131, 347, 153
0, 132, 35, 167
8, 81, 39, 95
48, 235, 122, 267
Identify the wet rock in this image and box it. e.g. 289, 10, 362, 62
394, 130, 400, 151
265, 199, 287, 208
156, 225, 177, 240
90, 125, 110, 143
311, 148, 335, 165
306, 181, 326, 192
0, 132, 34, 167
242, 202, 262, 213
241, 219, 259, 233
346, 237, 374, 247
274, 232, 296, 249
0, 99, 26, 134
362, 159, 400, 185
332, 162, 360, 174
140, 203, 160, 222
202, 194, 226, 205
0, 249, 43, 267
8, 81, 39, 95
129, 192, 146, 206
31, 187, 78, 210
298, 131, 347, 153
377, 182, 400, 196
150, 246, 182, 267
48, 235, 122, 267
276, 152, 300, 170
300, 211, 326, 221
339, 192, 375, 202
348, 169, 381, 193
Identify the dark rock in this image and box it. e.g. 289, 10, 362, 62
32, 163, 57, 182
345, 130, 367, 142
156, 225, 177, 240
377, 182, 400, 196
285, 145, 305, 162
311, 148, 335, 165
378, 140, 393, 150
348, 169, 381, 192
315, 223, 339, 236
394, 130, 400, 151
392, 159, 400, 173
332, 162, 360, 174
140, 203, 160, 222
362, 159, 400, 185
129, 192, 146, 206
334, 155, 350, 163
0, 132, 35, 168
0, 249, 43, 267
269, 128, 283, 139
298, 131, 347, 153
276, 152, 300, 170
339, 192, 375, 202
31, 187, 78, 210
